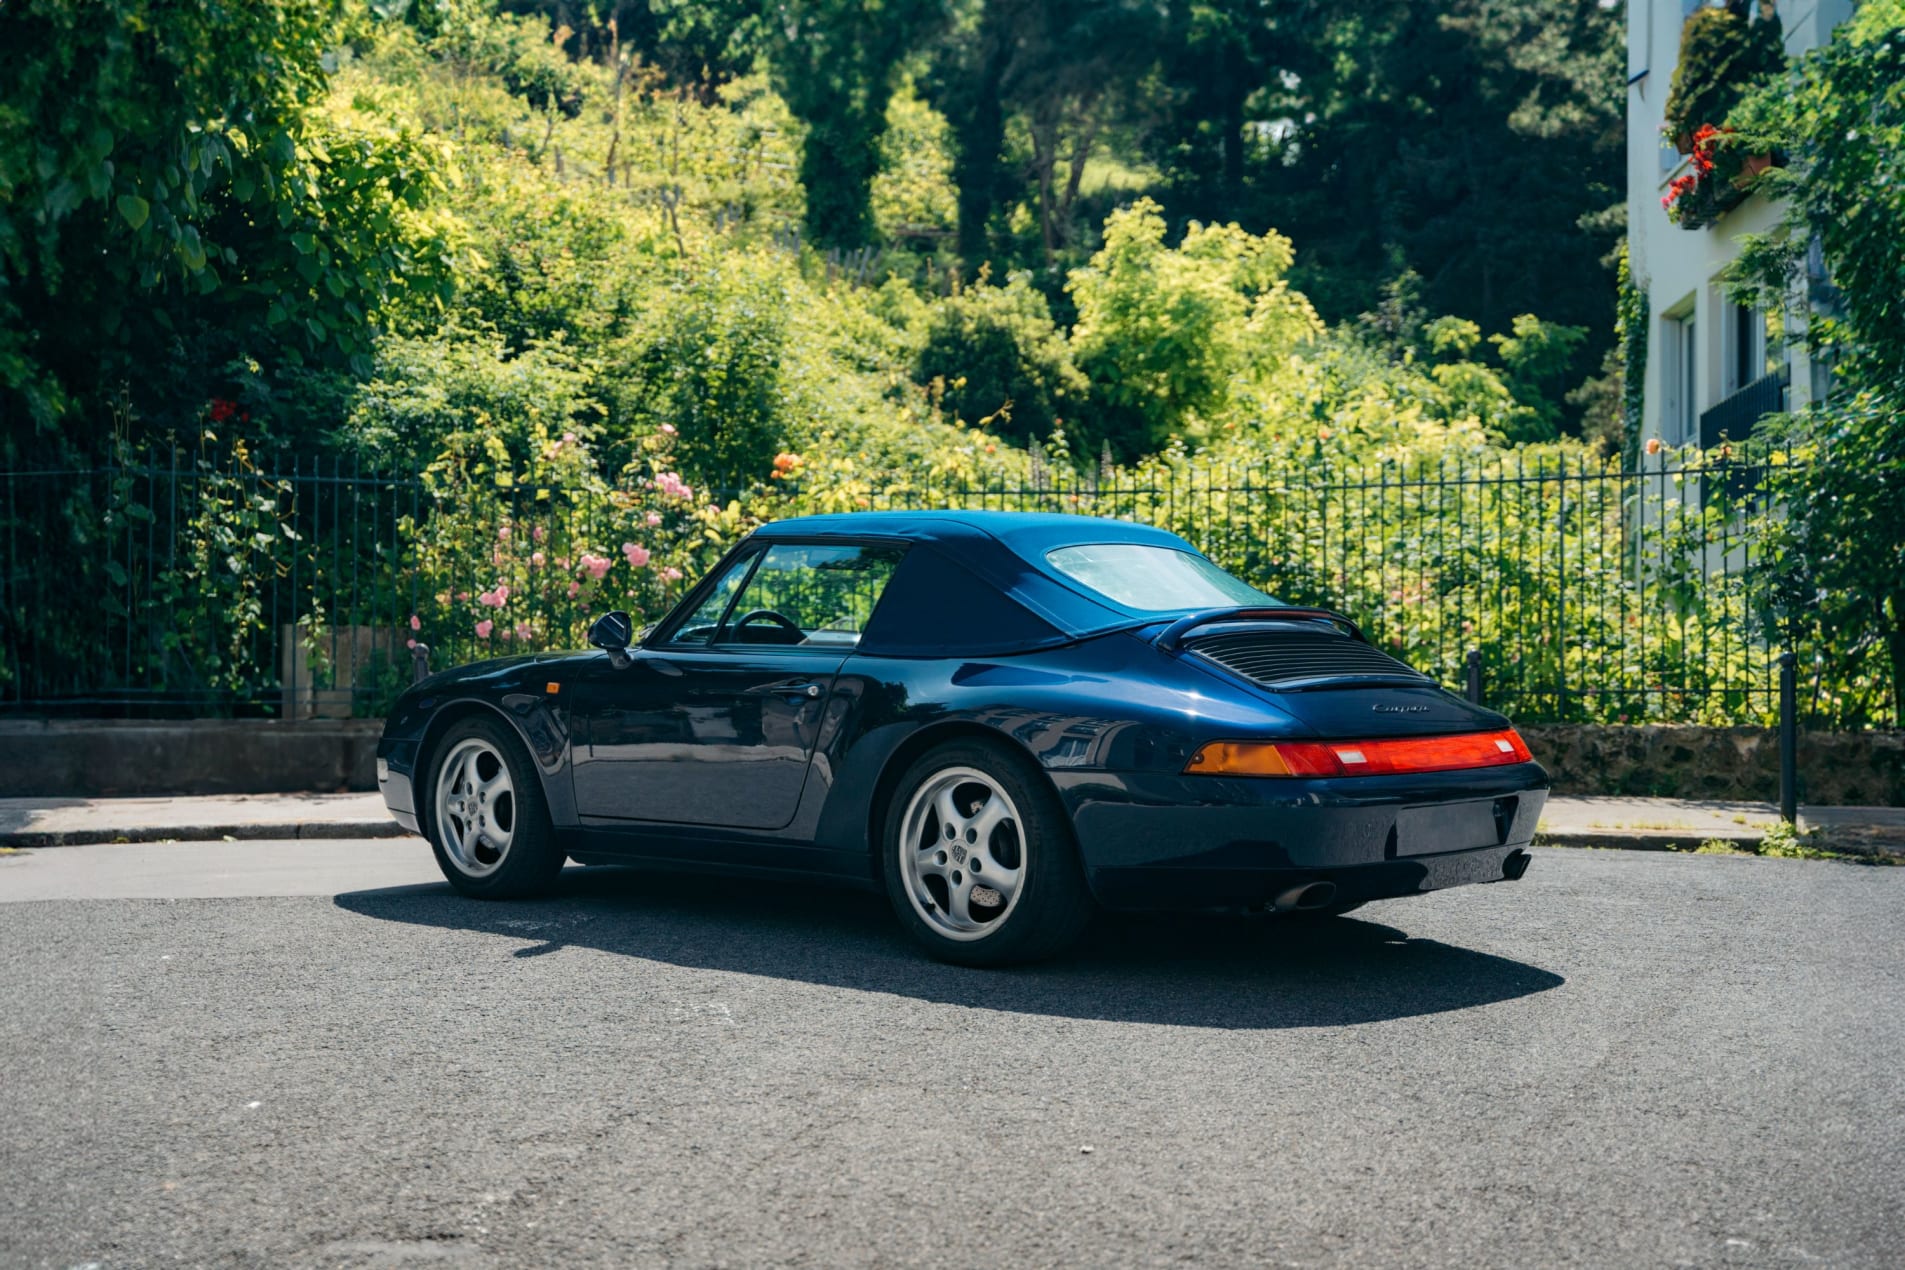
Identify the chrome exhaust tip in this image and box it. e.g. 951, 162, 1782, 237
1502, 849, 1532, 881
1272, 881, 1339, 912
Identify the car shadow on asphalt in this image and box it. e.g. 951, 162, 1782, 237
334, 866, 1562, 1029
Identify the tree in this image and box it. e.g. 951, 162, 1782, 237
1066, 198, 1316, 455
1728, 1, 1905, 724
926, 0, 1160, 270
765, 0, 953, 248
915, 271, 1086, 442
1248, 0, 1623, 434
0, 0, 452, 452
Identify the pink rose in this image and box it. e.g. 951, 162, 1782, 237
621, 542, 650, 568
514, 622, 532, 641
566, 581, 581, 599
661, 566, 683, 582
531, 551, 546, 568
497, 526, 511, 541
495, 584, 510, 602
563, 431, 577, 444
405, 638, 417, 650
409, 614, 421, 631
661, 423, 677, 435
499, 627, 512, 641
579, 553, 612, 581
532, 526, 547, 542
475, 620, 493, 639
645, 511, 662, 527
456, 591, 472, 602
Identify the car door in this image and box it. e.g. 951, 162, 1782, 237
570, 540, 904, 831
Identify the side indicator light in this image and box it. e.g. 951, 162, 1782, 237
1186, 729, 1533, 778
545, 682, 561, 694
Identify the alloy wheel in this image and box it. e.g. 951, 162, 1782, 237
434, 738, 516, 877
898, 765, 1027, 941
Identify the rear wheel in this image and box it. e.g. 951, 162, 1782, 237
425, 717, 564, 899
882, 739, 1094, 966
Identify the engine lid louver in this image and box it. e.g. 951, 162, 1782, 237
1187, 628, 1431, 691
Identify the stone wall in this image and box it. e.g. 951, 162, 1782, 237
1522, 724, 1905, 806
0, 719, 383, 798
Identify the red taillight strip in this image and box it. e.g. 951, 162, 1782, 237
1185, 729, 1533, 777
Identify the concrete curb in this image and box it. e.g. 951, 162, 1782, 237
1, 820, 417, 849
1536, 829, 1765, 853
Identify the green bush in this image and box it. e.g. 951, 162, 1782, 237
914, 272, 1085, 443
1066, 198, 1318, 456
1665, 3, 1785, 148
609, 253, 795, 487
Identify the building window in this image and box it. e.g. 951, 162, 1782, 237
1728, 301, 1769, 393
1662, 312, 1699, 446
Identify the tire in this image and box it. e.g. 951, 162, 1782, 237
422, 716, 565, 899
881, 739, 1095, 966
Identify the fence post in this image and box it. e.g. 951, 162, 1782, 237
1465, 648, 1483, 706
412, 642, 432, 685
1778, 650, 1797, 823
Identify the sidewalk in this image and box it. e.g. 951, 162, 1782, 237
2, 791, 1900, 855
0, 793, 409, 848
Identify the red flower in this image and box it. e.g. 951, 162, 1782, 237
1662, 174, 1698, 210
208, 398, 238, 423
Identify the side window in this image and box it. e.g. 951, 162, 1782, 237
717, 544, 906, 648
667, 551, 761, 647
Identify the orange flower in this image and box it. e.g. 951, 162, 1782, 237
1645, 437, 1663, 456
772, 451, 802, 474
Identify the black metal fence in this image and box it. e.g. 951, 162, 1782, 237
1, 443, 1894, 729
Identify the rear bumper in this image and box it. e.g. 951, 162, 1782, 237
1052, 763, 1548, 911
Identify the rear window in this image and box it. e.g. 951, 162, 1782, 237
1045, 544, 1271, 612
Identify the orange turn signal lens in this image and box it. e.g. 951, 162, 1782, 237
1185, 729, 1532, 778
1183, 741, 1296, 777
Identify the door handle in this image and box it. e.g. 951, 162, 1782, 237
746, 680, 824, 699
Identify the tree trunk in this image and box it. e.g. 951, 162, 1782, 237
1030, 102, 1060, 266
953, 12, 1011, 266
1058, 110, 1100, 238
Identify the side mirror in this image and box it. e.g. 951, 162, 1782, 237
588, 610, 635, 669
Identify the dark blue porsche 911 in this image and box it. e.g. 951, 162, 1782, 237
376, 511, 1548, 964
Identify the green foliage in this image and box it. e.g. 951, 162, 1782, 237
765, 0, 953, 247
1490, 315, 1588, 444
611, 253, 794, 485
1726, 1, 1905, 724
914, 272, 1085, 442
1664, 3, 1785, 147
1066, 198, 1316, 455
1616, 243, 1647, 466
339, 326, 604, 471
1251, 0, 1624, 437
424, 0, 590, 116
0, 0, 454, 448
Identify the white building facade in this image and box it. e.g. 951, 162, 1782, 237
1626, 0, 1851, 451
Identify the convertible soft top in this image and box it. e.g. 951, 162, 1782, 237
753, 511, 1229, 657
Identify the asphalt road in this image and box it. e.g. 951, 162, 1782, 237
1, 841, 1900, 1269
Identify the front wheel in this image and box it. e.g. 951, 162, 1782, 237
882, 739, 1095, 966
425, 717, 564, 899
